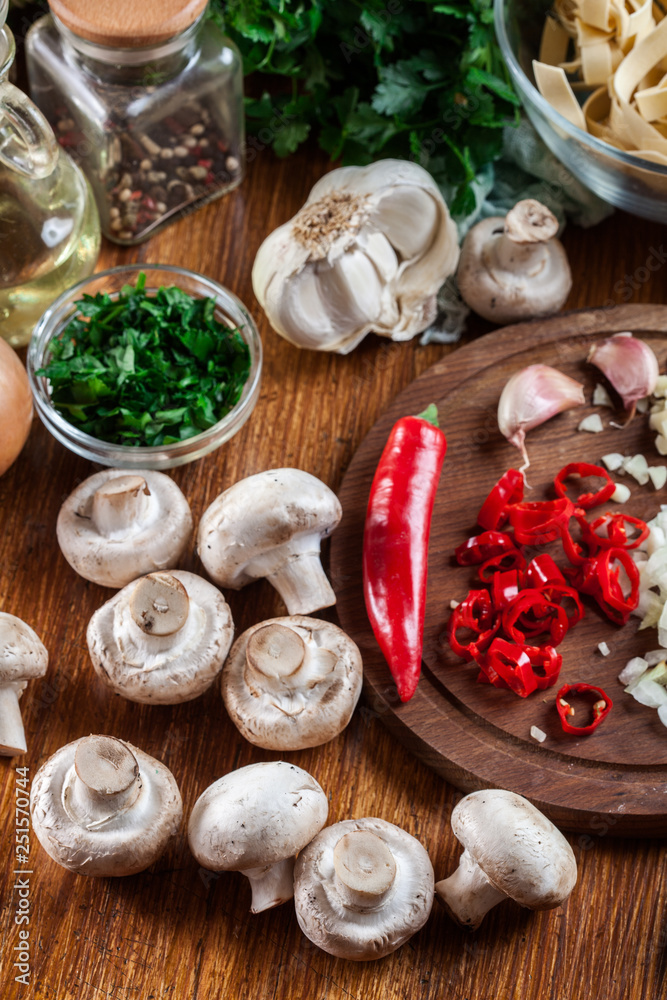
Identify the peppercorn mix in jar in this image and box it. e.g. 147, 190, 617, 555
25, 0, 244, 245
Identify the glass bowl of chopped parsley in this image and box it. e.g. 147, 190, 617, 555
27, 264, 262, 469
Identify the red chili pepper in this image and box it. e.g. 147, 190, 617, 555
560, 513, 599, 566
454, 530, 518, 566
363, 405, 447, 702
556, 683, 612, 734
508, 498, 574, 545
553, 462, 615, 510
477, 469, 524, 530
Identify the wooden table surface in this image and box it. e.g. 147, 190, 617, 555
1, 145, 666, 1000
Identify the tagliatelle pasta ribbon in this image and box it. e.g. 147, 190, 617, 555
535, 0, 667, 161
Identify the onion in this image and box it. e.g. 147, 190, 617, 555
0, 338, 33, 476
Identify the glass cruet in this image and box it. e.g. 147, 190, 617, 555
0, 0, 100, 348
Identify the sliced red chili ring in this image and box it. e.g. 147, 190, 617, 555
553, 462, 615, 510
594, 547, 640, 624
502, 590, 570, 645
509, 498, 574, 545
525, 645, 562, 689
481, 638, 539, 697
560, 513, 600, 566
556, 682, 612, 734
523, 554, 565, 590
448, 590, 497, 661
454, 530, 518, 566
584, 512, 649, 550
541, 582, 584, 628
477, 468, 524, 531
491, 569, 520, 610
478, 548, 527, 582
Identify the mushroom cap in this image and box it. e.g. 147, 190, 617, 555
294, 817, 434, 961
0, 612, 48, 683
57, 468, 193, 588
30, 735, 183, 876
222, 615, 362, 750
451, 790, 577, 910
456, 205, 572, 325
197, 468, 342, 590
188, 761, 328, 872
87, 570, 234, 705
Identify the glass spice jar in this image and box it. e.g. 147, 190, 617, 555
0, 0, 100, 347
25, 0, 244, 245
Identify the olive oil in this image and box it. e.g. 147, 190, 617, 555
0, 177, 100, 348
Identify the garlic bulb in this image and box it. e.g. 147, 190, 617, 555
252, 159, 459, 353
498, 363, 585, 471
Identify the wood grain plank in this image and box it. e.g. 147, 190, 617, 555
1, 148, 666, 1000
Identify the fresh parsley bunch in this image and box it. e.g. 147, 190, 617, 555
214, 0, 520, 217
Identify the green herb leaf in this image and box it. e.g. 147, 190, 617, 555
37, 273, 251, 448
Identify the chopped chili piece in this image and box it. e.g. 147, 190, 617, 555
523, 554, 565, 590
491, 569, 520, 611
478, 548, 527, 582
560, 513, 599, 566
508, 498, 574, 545
593, 547, 640, 625
480, 638, 539, 697
502, 590, 570, 646
583, 512, 649, 551
454, 530, 518, 566
525, 645, 562, 689
477, 468, 524, 530
553, 462, 615, 510
556, 682, 612, 734
448, 590, 497, 661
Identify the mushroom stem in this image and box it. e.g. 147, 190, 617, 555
435, 847, 507, 930
332, 831, 397, 911
66, 736, 142, 828
0, 684, 27, 755
242, 858, 297, 913
129, 573, 190, 637
91, 476, 152, 537
489, 199, 560, 274
244, 622, 306, 696
268, 552, 336, 616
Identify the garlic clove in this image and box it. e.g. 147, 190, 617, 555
317, 250, 384, 326
371, 185, 439, 260
587, 332, 659, 418
355, 229, 399, 283
498, 363, 585, 471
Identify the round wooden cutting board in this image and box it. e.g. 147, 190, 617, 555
331, 304, 667, 837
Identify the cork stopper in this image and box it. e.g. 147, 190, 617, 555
48, 0, 208, 47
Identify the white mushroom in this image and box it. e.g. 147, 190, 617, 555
222, 615, 362, 749
456, 199, 572, 324
188, 761, 328, 913
294, 817, 434, 961
0, 613, 48, 755
435, 789, 577, 930
57, 468, 193, 588
30, 735, 182, 876
197, 468, 342, 615
87, 570, 234, 704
